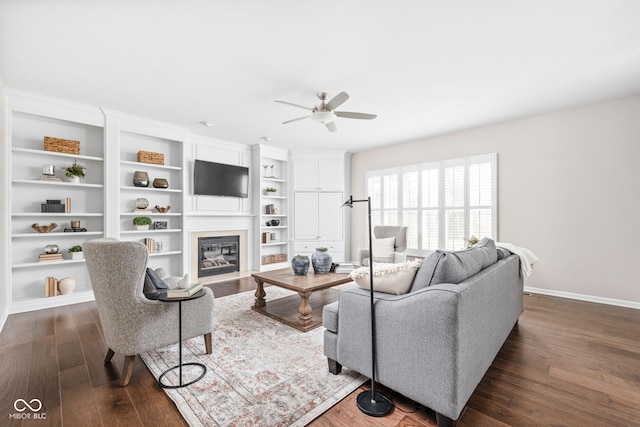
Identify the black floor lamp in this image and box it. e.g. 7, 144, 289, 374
342, 195, 394, 417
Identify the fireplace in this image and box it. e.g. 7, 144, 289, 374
197, 235, 240, 277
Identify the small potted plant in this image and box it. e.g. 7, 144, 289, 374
63, 160, 86, 183
68, 245, 83, 260
133, 216, 152, 230
465, 235, 480, 247
264, 187, 277, 195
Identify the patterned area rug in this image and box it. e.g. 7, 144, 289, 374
140, 287, 366, 426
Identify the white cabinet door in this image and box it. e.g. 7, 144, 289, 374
318, 192, 344, 240
317, 158, 344, 191
293, 158, 344, 191
293, 159, 319, 191
294, 192, 319, 239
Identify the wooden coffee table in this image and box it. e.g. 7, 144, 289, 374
251, 268, 352, 332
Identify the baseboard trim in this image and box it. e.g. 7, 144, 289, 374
0, 311, 7, 334
524, 286, 640, 310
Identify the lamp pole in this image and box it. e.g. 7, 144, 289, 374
342, 195, 394, 417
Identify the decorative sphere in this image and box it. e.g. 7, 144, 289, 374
135, 198, 149, 209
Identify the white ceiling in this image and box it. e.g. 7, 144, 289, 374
2, 1, 640, 153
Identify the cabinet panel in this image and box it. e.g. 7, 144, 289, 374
318, 192, 344, 240
292, 158, 344, 191
317, 158, 344, 191
293, 192, 319, 239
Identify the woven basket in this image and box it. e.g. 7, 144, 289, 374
44, 137, 80, 155
261, 254, 276, 265
137, 150, 164, 165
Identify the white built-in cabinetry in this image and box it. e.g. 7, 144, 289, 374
252, 144, 289, 271
292, 156, 345, 191
8, 96, 106, 312
291, 152, 349, 263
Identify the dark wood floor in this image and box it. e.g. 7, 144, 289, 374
1, 278, 639, 426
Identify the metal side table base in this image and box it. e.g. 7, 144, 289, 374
157, 289, 207, 389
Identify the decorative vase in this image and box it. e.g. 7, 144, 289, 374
71, 251, 83, 260
291, 256, 310, 276
57, 277, 76, 295
152, 178, 169, 188
44, 244, 59, 254
68, 175, 81, 183
311, 248, 332, 274
136, 224, 150, 231
133, 171, 149, 187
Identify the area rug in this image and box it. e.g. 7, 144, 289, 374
140, 287, 366, 427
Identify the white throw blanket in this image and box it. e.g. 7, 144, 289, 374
495, 242, 539, 278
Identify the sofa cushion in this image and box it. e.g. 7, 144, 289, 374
142, 267, 170, 300
351, 259, 422, 295
411, 238, 498, 291
323, 301, 340, 333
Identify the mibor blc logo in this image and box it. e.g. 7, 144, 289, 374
9, 398, 46, 420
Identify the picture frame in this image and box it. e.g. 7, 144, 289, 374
153, 221, 167, 230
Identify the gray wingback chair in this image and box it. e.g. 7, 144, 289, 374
359, 225, 408, 266
84, 239, 214, 386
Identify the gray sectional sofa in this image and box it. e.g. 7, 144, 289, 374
323, 238, 523, 426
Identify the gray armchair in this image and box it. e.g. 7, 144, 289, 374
359, 225, 408, 266
84, 239, 214, 386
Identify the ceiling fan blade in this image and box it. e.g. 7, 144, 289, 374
325, 91, 349, 111
335, 111, 377, 120
275, 100, 313, 111
282, 115, 310, 124
325, 121, 338, 132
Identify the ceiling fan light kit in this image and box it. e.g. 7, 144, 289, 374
275, 91, 376, 132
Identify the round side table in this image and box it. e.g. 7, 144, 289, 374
157, 289, 207, 388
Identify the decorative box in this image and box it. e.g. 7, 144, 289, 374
153, 221, 167, 230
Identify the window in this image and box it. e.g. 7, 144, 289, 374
367, 153, 496, 255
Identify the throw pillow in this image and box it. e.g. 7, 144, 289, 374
410, 238, 498, 291
142, 267, 170, 300
350, 259, 422, 295
371, 236, 396, 263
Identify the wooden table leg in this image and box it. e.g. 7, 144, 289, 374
298, 291, 313, 326
254, 278, 266, 308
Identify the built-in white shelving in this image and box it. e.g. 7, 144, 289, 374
8, 98, 106, 312
252, 144, 290, 271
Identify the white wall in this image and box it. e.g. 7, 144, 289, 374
351, 94, 640, 306
0, 76, 8, 328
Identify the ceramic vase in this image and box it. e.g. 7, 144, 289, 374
133, 171, 149, 187
291, 256, 310, 275
152, 178, 169, 188
71, 251, 83, 260
311, 248, 332, 274
57, 277, 76, 295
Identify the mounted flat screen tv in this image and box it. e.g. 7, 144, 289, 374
193, 159, 249, 198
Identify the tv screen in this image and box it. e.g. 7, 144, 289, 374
194, 159, 249, 198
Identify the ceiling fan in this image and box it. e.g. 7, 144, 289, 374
275, 91, 377, 132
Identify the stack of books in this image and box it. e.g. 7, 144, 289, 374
39, 253, 63, 262
44, 277, 58, 297
144, 238, 155, 253
166, 283, 203, 299
334, 262, 356, 274
38, 175, 62, 182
